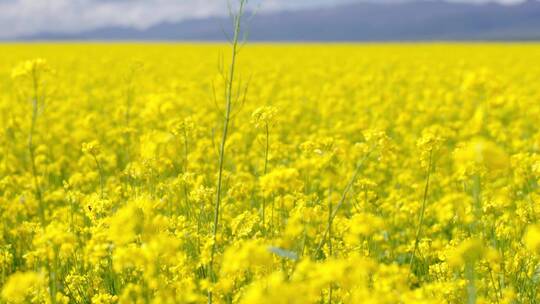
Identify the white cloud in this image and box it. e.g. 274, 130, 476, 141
0, 0, 228, 38
0, 0, 530, 39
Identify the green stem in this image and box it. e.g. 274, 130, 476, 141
124, 76, 134, 167
92, 154, 105, 199
315, 152, 371, 258
208, 1, 247, 303
466, 261, 477, 304
409, 149, 433, 272
262, 123, 269, 229
327, 187, 333, 257
471, 174, 482, 233
328, 190, 333, 304
182, 129, 191, 216
30, 66, 44, 225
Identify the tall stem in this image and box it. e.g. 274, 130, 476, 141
124, 75, 134, 167
328, 190, 333, 304
183, 129, 191, 217
466, 261, 477, 304
409, 149, 433, 272
471, 174, 482, 234
29, 67, 44, 225
92, 154, 105, 199
262, 123, 269, 228
315, 152, 371, 258
264, 124, 269, 175
208, 1, 246, 303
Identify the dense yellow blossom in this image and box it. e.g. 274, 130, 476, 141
1, 271, 46, 303
0, 43, 540, 303
525, 224, 540, 253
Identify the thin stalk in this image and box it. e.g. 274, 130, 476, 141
182, 129, 191, 217
92, 154, 105, 199
271, 196, 275, 235
328, 190, 333, 304
315, 152, 371, 258
264, 124, 269, 174
183, 128, 190, 172
262, 123, 269, 228
30, 67, 44, 225
466, 261, 477, 304
409, 149, 433, 272
328, 191, 333, 256
208, 1, 247, 303
488, 267, 500, 304
123, 73, 135, 167
471, 174, 482, 234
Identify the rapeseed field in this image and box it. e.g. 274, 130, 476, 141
1, 43, 540, 303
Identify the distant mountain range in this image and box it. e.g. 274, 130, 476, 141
18, 0, 540, 41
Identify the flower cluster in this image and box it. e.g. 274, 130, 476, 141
0, 44, 538, 303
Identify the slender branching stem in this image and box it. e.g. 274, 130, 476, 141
264, 124, 269, 175
466, 261, 477, 304
315, 152, 371, 258
328, 189, 333, 304
208, 1, 247, 303
182, 129, 191, 216
124, 73, 135, 167
29, 67, 44, 225
328, 189, 333, 256
471, 174, 482, 234
262, 123, 269, 228
92, 154, 105, 199
409, 149, 434, 272
183, 128, 190, 172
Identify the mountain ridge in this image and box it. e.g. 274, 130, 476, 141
15, 0, 540, 41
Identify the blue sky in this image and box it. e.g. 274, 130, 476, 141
0, 0, 526, 39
